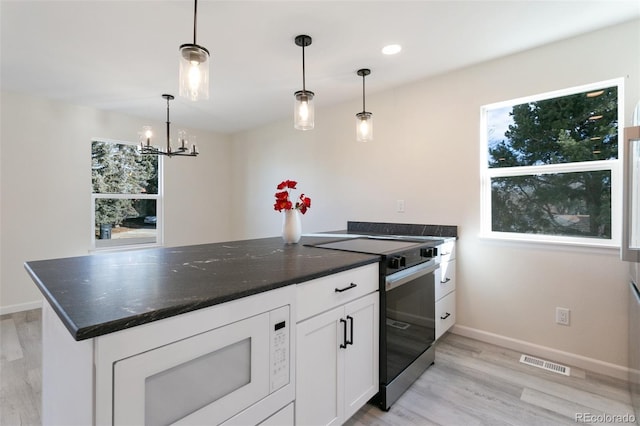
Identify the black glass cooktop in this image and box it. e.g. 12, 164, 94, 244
314, 238, 428, 255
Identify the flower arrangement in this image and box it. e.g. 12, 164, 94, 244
274, 180, 311, 214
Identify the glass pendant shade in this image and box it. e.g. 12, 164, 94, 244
294, 90, 315, 131
356, 112, 373, 142
179, 44, 210, 101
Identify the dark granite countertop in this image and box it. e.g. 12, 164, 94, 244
24, 236, 379, 341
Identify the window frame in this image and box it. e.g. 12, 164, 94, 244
90, 138, 164, 251
480, 78, 624, 247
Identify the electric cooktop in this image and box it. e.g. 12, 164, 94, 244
313, 237, 437, 255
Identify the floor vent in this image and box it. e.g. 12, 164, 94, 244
519, 354, 570, 376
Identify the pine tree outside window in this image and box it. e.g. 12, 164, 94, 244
91, 139, 162, 250
480, 79, 623, 246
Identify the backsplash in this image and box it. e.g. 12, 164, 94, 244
347, 221, 458, 238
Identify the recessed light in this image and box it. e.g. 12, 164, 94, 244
382, 44, 402, 55
586, 90, 604, 98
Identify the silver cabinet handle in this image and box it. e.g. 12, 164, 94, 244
335, 283, 357, 293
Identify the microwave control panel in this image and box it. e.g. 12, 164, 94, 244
269, 305, 290, 392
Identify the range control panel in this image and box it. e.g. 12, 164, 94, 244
386, 245, 439, 272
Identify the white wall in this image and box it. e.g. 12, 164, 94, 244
0, 92, 233, 313
1, 19, 637, 374
229, 20, 640, 371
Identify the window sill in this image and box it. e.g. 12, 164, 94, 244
90, 241, 163, 254
478, 232, 621, 256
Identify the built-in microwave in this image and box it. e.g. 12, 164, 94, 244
112, 305, 290, 425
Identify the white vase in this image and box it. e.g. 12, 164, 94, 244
282, 209, 302, 244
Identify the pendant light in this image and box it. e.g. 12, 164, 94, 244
139, 94, 199, 158
356, 68, 373, 142
179, 0, 210, 101
293, 35, 314, 131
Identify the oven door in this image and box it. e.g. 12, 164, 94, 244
383, 262, 437, 384
113, 307, 288, 426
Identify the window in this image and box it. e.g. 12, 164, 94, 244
480, 79, 622, 246
91, 139, 162, 250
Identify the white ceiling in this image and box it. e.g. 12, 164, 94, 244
2, 0, 639, 134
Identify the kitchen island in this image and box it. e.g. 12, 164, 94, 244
25, 235, 379, 341
24, 235, 380, 426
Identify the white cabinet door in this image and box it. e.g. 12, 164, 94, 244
435, 259, 456, 300
296, 306, 345, 426
435, 291, 456, 340
343, 292, 379, 421
296, 292, 380, 426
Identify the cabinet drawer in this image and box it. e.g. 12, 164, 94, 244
296, 263, 378, 322
435, 291, 456, 340
439, 240, 456, 263
435, 260, 456, 300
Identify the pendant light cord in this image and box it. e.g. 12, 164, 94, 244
362, 73, 366, 112
193, 0, 198, 44
166, 97, 171, 152
302, 43, 306, 93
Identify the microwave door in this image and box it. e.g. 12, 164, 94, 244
622, 126, 640, 263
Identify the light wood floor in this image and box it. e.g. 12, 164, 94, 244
1, 309, 42, 426
1, 309, 635, 426
347, 334, 635, 426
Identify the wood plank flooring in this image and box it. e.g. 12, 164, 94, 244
0, 309, 635, 425
347, 334, 635, 426
1, 309, 42, 426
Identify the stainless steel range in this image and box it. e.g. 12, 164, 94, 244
313, 236, 442, 410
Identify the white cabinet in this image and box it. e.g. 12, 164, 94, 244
435, 240, 456, 340
295, 264, 379, 426
41, 285, 297, 426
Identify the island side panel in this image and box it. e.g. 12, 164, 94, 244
42, 301, 94, 425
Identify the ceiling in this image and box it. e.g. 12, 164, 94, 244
2, 1, 639, 134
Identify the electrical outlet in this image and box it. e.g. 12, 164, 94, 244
397, 200, 405, 213
556, 307, 570, 326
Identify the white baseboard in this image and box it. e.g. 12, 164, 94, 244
0, 299, 43, 316
450, 324, 629, 381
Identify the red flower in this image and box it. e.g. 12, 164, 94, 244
277, 180, 297, 190
273, 180, 311, 214
298, 194, 311, 214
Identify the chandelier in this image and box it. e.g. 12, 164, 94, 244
139, 94, 199, 157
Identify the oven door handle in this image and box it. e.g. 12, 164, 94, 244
385, 262, 439, 291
